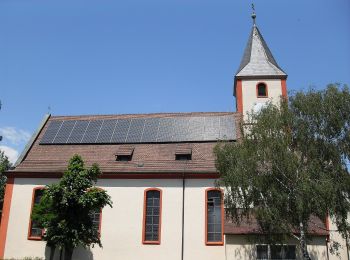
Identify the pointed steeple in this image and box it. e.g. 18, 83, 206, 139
235, 13, 287, 78
233, 8, 288, 117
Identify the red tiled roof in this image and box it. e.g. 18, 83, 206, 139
224, 213, 328, 236
12, 112, 241, 175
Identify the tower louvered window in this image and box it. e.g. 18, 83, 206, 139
143, 189, 162, 244
206, 189, 223, 245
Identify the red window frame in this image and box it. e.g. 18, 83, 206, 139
142, 188, 162, 245
88, 187, 104, 238
205, 188, 224, 246
91, 208, 103, 238
256, 82, 268, 98
28, 187, 104, 240
27, 187, 45, 240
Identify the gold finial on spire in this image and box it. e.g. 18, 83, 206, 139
251, 3, 256, 25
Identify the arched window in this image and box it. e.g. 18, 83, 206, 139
88, 188, 103, 237
90, 209, 102, 237
257, 82, 268, 97
142, 188, 162, 244
28, 187, 45, 240
205, 188, 224, 245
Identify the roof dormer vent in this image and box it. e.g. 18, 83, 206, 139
175, 144, 192, 161
115, 145, 134, 162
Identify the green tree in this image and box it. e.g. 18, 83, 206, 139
215, 84, 350, 259
32, 154, 112, 260
0, 150, 10, 217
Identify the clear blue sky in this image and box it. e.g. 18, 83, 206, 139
0, 0, 349, 163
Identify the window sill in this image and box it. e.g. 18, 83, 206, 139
28, 236, 42, 241
206, 241, 224, 246
143, 241, 161, 245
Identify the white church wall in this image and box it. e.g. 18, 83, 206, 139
5, 178, 57, 259
5, 178, 347, 260
327, 216, 350, 260
4, 178, 225, 260
183, 179, 226, 260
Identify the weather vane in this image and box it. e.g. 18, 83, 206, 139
251, 3, 256, 25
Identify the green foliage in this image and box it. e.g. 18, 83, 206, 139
32, 154, 112, 259
215, 84, 350, 257
0, 151, 10, 214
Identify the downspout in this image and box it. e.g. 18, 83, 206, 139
181, 169, 185, 260
346, 233, 350, 260
325, 215, 330, 260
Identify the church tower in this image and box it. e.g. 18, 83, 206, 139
234, 10, 287, 118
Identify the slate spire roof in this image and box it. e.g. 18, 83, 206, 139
235, 24, 287, 78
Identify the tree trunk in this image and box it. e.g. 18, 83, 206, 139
59, 248, 63, 260
299, 222, 311, 260
64, 247, 73, 260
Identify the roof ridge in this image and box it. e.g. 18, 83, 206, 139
50, 111, 238, 119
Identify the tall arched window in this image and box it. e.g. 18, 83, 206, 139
28, 187, 45, 240
257, 82, 268, 97
205, 188, 224, 245
90, 209, 102, 237
142, 188, 162, 244
88, 188, 103, 237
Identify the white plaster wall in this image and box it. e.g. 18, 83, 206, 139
183, 179, 225, 260
5, 178, 184, 260
328, 216, 350, 260
6, 178, 348, 260
225, 235, 328, 260
241, 79, 283, 120
5, 178, 58, 259
92, 178, 184, 260
5, 178, 225, 260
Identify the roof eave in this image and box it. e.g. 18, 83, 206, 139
14, 114, 51, 167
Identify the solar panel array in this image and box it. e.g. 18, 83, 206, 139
40, 115, 236, 144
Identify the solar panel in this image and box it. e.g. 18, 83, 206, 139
126, 118, 145, 143
186, 117, 205, 141
204, 116, 220, 140
219, 115, 235, 140
81, 120, 103, 143
67, 120, 89, 143
111, 119, 131, 143
157, 117, 174, 142
40, 120, 63, 144
96, 119, 118, 143
53, 121, 76, 144
40, 114, 236, 145
172, 117, 189, 142
141, 118, 160, 142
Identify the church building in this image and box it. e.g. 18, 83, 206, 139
0, 12, 348, 260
